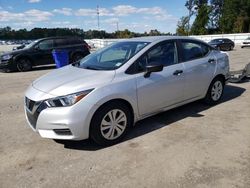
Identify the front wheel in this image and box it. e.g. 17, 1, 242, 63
204, 78, 224, 105
16, 58, 32, 72
90, 101, 132, 146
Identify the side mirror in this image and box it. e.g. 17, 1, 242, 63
144, 64, 163, 78
34, 45, 40, 50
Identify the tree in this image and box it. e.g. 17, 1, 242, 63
148, 29, 161, 36
176, 16, 189, 35
209, 0, 224, 30
185, 0, 198, 34
191, 0, 210, 35
219, 0, 250, 33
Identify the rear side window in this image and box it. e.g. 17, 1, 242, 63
38, 39, 54, 50
54, 38, 69, 47
69, 38, 83, 45
181, 41, 210, 62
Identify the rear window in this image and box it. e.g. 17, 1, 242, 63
68, 38, 83, 45
54, 38, 69, 47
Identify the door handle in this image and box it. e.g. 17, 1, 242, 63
208, 58, 215, 63
173, 70, 183, 76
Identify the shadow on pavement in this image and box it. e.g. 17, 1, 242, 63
32, 65, 56, 71
54, 84, 246, 151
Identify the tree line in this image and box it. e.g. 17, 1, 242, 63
176, 0, 250, 35
0, 27, 172, 40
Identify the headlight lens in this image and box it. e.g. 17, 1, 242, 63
45, 89, 94, 107
1, 54, 13, 60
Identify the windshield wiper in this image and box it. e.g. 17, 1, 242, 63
84, 66, 101, 70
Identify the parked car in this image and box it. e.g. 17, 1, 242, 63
208, 38, 235, 51
13, 44, 26, 51
241, 37, 250, 48
0, 36, 90, 72
24, 36, 230, 146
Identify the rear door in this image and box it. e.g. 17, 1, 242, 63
179, 40, 216, 100
135, 40, 185, 116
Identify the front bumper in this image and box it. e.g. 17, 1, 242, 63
0, 59, 16, 71
25, 86, 99, 140
241, 43, 250, 47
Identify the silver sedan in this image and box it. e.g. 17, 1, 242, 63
24, 36, 230, 145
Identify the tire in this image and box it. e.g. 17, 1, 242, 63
224, 45, 231, 51
204, 77, 224, 105
230, 45, 233, 51
16, 58, 32, 72
72, 53, 84, 63
90, 101, 132, 146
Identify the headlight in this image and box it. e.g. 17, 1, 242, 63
1, 54, 13, 60
45, 89, 94, 107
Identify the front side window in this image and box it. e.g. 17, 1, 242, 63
38, 40, 54, 50
136, 41, 178, 72
181, 41, 210, 61
76, 41, 149, 70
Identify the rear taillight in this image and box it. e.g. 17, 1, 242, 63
83, 43, 91, 50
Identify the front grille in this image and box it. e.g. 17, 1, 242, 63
26, 109, 39, 129
25, 97, 48, 129
25, 97, 36, 112
243, 42, 250, 44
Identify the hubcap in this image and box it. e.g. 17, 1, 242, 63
18, 59, 31, 71
211, 81, 223, 101
100, 109, 127, 140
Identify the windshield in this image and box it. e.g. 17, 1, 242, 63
210, 39, 220, 42
75, 41, 149, 70
24, 40, 38, 49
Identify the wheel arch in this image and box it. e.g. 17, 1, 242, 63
213, 74, 226, 85
13, 54, 34, 65
89, 98, 135, 136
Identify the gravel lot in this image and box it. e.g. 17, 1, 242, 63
0, 46, 250, 188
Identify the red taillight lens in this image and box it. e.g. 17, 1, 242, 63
84, 43, 91, 50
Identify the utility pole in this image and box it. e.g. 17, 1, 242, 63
116, 21, 119, 32
187, 0, 192, 36
97, 5, 100, 30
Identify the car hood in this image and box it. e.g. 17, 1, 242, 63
1, 48, 28, 56
32, 65, 116, 96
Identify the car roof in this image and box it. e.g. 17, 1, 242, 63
212, 38, 230, 40
37, 36, 84, 41
125, 36, 205, 43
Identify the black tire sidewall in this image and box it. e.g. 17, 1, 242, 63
16, 58, 32, 72
204, 78, 224, 105
72, 53, 84, 63
90, 101, 132, 146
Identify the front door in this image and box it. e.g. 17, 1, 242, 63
32, 39, 54, 65
135, 41, 185, 116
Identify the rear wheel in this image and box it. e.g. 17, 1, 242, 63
72, 53, 84, 63
204, 77, 224, 105
16, 58, 32, 72
90, 101, 132, 146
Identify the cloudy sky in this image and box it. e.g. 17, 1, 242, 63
0, 0, 188, 33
